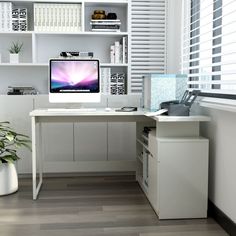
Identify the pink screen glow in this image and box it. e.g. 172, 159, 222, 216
50, 60, 99, 93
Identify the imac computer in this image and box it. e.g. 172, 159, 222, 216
49, 59, 100, 103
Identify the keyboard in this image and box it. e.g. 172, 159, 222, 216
47, 108, 97, 112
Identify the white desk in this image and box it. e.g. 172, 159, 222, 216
30, 109, 210, 219
29, 108, 152, 200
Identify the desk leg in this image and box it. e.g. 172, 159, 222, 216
32, 116, 43, 200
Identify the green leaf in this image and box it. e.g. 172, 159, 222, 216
2, 156, 15, 164
0, 141, 4, 148
6, 133, 15, 142
16, 133, 30, 138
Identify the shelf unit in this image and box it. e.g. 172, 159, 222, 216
0, 0, 130, 94
136, 116, 210, 220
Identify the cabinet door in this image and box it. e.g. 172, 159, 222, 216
148, 153, 158, 213
0, 95, 33, 173
74, 123, 107, 161
107, 123, 136, 160
158, 139, 209, 219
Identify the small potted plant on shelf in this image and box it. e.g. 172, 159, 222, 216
0, 121, 31, 196
8, 41, 23, 63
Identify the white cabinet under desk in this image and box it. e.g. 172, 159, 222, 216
136, 115, 210, 220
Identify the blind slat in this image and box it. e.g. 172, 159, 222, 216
182, 0, 236, 94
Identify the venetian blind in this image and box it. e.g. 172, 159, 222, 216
130, 0, 167, 93
182, 0, 236, 95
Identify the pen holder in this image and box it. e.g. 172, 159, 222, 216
167, 104, 190, 116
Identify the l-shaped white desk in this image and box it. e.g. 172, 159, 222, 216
30, 108, 210, 219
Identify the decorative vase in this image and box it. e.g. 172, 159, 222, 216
10, 53, 19, 63
0, 163, 18, 196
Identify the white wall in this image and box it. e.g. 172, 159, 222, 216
194, 105, 236, 223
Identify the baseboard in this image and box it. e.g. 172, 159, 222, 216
19, 171, 136, 179
208, 200, 236, 236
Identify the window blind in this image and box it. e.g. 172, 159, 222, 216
182, 0, 236, 95
130, 0, 167, 93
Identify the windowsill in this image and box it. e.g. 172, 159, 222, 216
198, 97, 236, 113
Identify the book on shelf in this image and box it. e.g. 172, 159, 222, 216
91, 25, 120, 30
90, 19, 121, 32
34, 3, 81, 32
114, 41, 120, 64
120, 36, 128, 64
0, 2, 28, 32
110, 36, 128, 64
100, 69, 126, 95
90, 19, 121, 25
91, 28, 120, 32
0, 2, 12, 31
100, 67, 111, 95
110, 73, 126, 95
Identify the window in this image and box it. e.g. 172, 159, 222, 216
182, 0, 236, 97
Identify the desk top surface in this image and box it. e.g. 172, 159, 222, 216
30, 108, 210, 122
30, 108, 145, 117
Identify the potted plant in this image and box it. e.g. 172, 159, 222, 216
0, 121, 31, 196
8, 41, 23, 63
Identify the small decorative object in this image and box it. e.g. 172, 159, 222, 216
92, 10, 106, 19
107, 13, 117, 20
8, 41, 23, 63
0, 121, 31, 196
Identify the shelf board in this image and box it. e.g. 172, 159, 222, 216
101, 63, 128, 67
136, 138, 149, 151
85, 0, 128, 5
34, 31, 128, 36
0, 63, 127, 67
0, 31, 33, 35
1, 31, 128, 37
0, 63, 47, 67
142, 134, 148, 141
137, 154, 143, 163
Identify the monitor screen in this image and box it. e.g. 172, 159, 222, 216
49, 59, 100, 103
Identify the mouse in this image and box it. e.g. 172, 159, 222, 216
105, 107, 112, 111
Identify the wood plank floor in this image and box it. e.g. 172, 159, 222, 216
0, 176, 228, 236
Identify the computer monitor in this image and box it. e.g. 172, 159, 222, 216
49, 59, 100, 103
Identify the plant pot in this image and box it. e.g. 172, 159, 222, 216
9, 53, 19, 63
0, 163, 18, 196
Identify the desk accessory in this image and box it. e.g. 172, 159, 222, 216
160, 90, 200, 116
7, 86, 38, 95
115, 107, 137, 112
60, 51, 93, 58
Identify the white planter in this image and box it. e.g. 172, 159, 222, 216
0, 163, 18, 196
9, 53, 19, 63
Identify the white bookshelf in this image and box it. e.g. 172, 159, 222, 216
0, 0, 130, 94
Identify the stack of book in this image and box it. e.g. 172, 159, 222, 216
90, 19, 121, 32
12, 8, 27, 31
34, 3, 82, 32
110, 73, 126, 95
110, 36, 128, 64
0, 2, 27, 31
100, 68, 126, 95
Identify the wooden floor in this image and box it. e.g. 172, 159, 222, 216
0, 176, 228, 236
